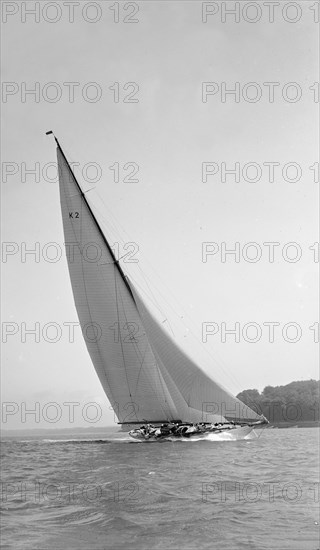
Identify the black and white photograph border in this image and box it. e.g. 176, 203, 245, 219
1, 2, 319, 550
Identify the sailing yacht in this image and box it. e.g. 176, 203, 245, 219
49, 132, 267, 441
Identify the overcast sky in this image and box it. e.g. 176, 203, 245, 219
2, 1, 319, 429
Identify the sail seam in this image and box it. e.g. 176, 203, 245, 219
114, 266, 134, 404
117, 284, 172, 421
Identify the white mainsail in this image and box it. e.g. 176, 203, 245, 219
56, 139, 261, 425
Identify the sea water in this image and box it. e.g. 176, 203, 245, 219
1, 427, 319, 550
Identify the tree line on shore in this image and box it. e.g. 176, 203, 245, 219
236, 379, 319, 423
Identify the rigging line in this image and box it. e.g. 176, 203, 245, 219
89, 196, 185, 352
130, 269, 248, 399
127, 275, 177, 337
131, 277, 175, 337
90, 187, 174, 333
90, 186, 134, 244
91, 202, 127, 251
86, 192, 134, 257
132, 268, 176, 337
86, 185, 173, 324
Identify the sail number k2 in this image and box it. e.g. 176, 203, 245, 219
69, 212, 79, 219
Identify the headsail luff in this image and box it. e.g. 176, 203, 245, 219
55, 136, 262, 425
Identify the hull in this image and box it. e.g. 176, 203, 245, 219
129, 425, 256, 442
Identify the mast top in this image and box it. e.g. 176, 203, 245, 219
46, 130, 60, 148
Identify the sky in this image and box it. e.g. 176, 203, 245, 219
1, 1, 319, 429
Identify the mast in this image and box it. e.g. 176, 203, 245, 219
46, 131, 135, 302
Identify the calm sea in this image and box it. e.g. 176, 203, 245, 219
1, 427, 319, 550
